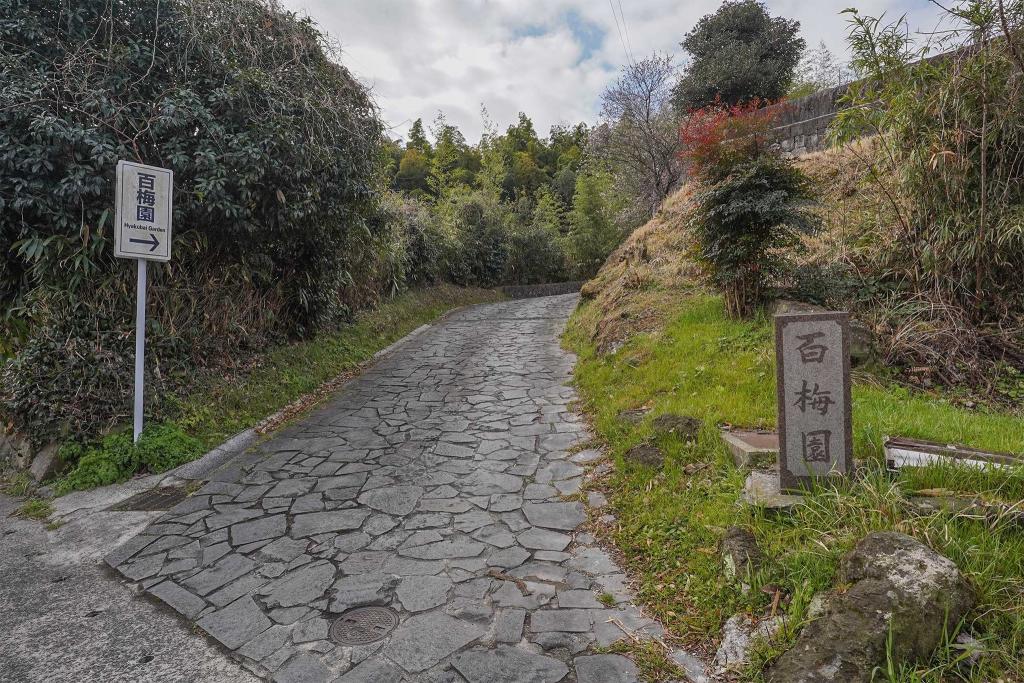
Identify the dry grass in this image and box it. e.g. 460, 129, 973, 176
578, 186, 701, 354
793, 138, 895, 269
583, 138, 1024, 407
579, 140, 882, 356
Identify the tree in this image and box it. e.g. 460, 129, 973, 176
493, 113, 549, 202
428, 114, 472, 196
789, 41, 854, 98
0, 0, 387, 442
440, 191, 511, 286
672, 0, 805, 111
683, 106, 819, 317
0, 0, 385, 332
395, 149, 431, 196
506, 188, 568, 284
569, 170, 626, 277
407, 118, 432, 155
594, 54, 684, 218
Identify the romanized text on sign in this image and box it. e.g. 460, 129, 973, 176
114, 161, 173, 262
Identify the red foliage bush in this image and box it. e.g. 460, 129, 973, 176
678, 98, 786, 180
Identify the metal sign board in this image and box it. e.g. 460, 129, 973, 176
114, 161, 173, 262
775, 312, 853, 492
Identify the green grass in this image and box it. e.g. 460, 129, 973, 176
17, 498, 52, 520
0, 471, 35, 497
598, 640, 686, 682
54, 423, 203, 494
565, 292, 1024, 681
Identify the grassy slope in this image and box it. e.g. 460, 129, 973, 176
565, 164, 1024, 680
568, 294, 1024, 681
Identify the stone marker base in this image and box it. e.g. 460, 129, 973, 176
721, 429, 778, 469
742, 471, 803, 511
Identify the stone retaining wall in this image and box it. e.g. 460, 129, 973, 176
500, 281, 584, 299
763, 48, 966, 156
762, 84, 851, 157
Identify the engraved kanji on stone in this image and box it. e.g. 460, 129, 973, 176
801, 430, 831, 463
793, 380, 834, 416
795, 331, 828, 364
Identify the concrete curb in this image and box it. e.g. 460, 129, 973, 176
373, 323, 431, 360
167, 427, 262, 481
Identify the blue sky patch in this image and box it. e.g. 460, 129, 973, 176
565, 8, 605, 63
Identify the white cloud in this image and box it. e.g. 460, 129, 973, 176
279, 0, 946, 142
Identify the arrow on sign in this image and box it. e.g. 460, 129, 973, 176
129, 234, 160, 252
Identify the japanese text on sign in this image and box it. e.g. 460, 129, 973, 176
775, 312, 853, 491
114, 161, 173, 262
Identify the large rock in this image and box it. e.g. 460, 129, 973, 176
29, 443, 63, 482
714, 614, 782, 673
766, 532, 975, 683
1, 430, 34, 470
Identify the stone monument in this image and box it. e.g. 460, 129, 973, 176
775, 312, 852, 491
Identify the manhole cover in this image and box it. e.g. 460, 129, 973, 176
329, 607, 399, 645
107, 486, 190, 512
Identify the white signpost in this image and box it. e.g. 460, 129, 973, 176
114, 161, 173, 442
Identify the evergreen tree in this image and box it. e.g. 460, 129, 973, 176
672, 0, 805, 111
407, 118, 432, 155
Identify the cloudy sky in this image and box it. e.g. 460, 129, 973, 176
279, 0, 946, 143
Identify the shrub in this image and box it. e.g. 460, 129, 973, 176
506, 190, 569, 285
384, 193, 457, 287
0, 0, 390, 443
507, 225, 568, 285
440, 191, 512, 287
679, 99, 781, 180
690, 155, 820, 317
1, 299, 172, 444
56, 423, 202, 493
680, 99, 818, 317
1, 0, 386, 333
832, 5, 1024, 323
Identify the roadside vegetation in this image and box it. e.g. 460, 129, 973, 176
566, 1, 1024, 680
568, 292, 1024, 681
1, 0, 618, 487
50, 285, 499, 493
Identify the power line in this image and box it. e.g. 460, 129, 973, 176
616, 0, 637, 65
607, 0, 633, 66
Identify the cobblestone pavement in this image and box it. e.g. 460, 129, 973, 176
108, 295, 667, 682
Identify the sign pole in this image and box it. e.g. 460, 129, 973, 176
133, 258, 147, 442
114, 160, 173, 442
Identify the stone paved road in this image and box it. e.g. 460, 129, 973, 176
108, 295, 666, 682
